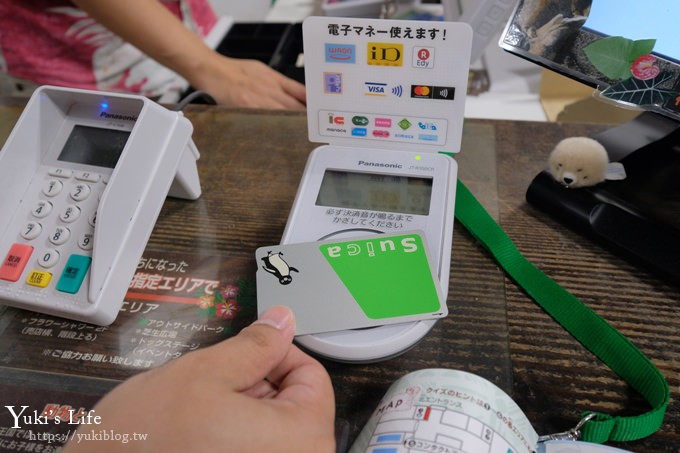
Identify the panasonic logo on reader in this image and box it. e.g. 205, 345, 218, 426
357, 160, 402, 169
99, 112, 138, 121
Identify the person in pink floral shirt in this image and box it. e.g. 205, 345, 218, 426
0, 0, 306, 109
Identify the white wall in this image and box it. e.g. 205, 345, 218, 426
208, 0, 272, 21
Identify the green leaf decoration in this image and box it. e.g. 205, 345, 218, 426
584, 36, 656, 80
630, 39, 656, 59
601, 71, 676, 106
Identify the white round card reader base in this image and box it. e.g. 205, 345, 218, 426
295, 319, 437, 363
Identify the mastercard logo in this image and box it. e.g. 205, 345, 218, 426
411, 85, 455, 101
412, 86, 431, 96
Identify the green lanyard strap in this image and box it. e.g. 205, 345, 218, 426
454, 180, 669, 443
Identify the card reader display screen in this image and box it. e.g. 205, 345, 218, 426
315, 170, 432, 215
57, 125, 130, 169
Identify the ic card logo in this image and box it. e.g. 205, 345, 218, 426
325, 44, 356, 63
418, 122, 437, 131
367, 42, 403, 67
328, 113, 345, 125
352, 116, 369, 126
398, 119, 412, 130
375, 118, 392, 128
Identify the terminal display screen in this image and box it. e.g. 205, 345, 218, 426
58, 125, 130, 169
315, 170, 433, 215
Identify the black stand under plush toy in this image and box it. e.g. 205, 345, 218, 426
526, 112, 680, 286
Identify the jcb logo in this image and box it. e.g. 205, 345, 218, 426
367, 42, 403, 67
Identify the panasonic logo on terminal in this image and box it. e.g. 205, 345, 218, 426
100, 112, 138, 121
357, 160, 402, 169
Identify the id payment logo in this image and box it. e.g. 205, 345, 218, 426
367, 42, 403, 67
325, 44, 356, 63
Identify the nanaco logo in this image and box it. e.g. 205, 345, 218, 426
99, 112, 138, 121
357, 160, 402, 169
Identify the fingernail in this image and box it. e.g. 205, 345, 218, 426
254, 305, 295, 334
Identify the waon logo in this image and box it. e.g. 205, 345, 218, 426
367, 42, 403, 67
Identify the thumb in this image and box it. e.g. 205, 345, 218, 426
214, 305, 296, 391
251, 305, 296, 339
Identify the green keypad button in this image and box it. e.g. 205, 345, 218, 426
56, 254, 91, 294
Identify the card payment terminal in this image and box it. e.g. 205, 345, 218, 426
279, 17, 472, 362
0, 86, 201, 325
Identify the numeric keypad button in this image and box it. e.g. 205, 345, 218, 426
59, 205, 81, 223
38, 249, 60, 268
20, 221, 42, 240
70, 183, 91, 202
42, 179, 63, 197
48, 226, 71, 245
78, 233, 94, 251
31, 201, 53, 219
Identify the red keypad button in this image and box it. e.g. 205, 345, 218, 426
0, 243, 34, 282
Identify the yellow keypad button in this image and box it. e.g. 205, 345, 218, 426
26, 270, 52, 288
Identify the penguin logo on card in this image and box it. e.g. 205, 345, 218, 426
261, 251, 299, 285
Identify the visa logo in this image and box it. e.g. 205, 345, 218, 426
365, 82, 387, 96
325, 44, 356, 63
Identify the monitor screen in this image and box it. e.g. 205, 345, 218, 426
500, 0, 680, 121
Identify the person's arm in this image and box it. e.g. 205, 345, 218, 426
72, 0, 306, 109
63, 306, 336, 452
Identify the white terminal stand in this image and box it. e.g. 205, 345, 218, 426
281, 17, 472, 362
0, 86, 200, 325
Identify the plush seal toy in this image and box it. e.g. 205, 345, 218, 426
548, 136, 626, 188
